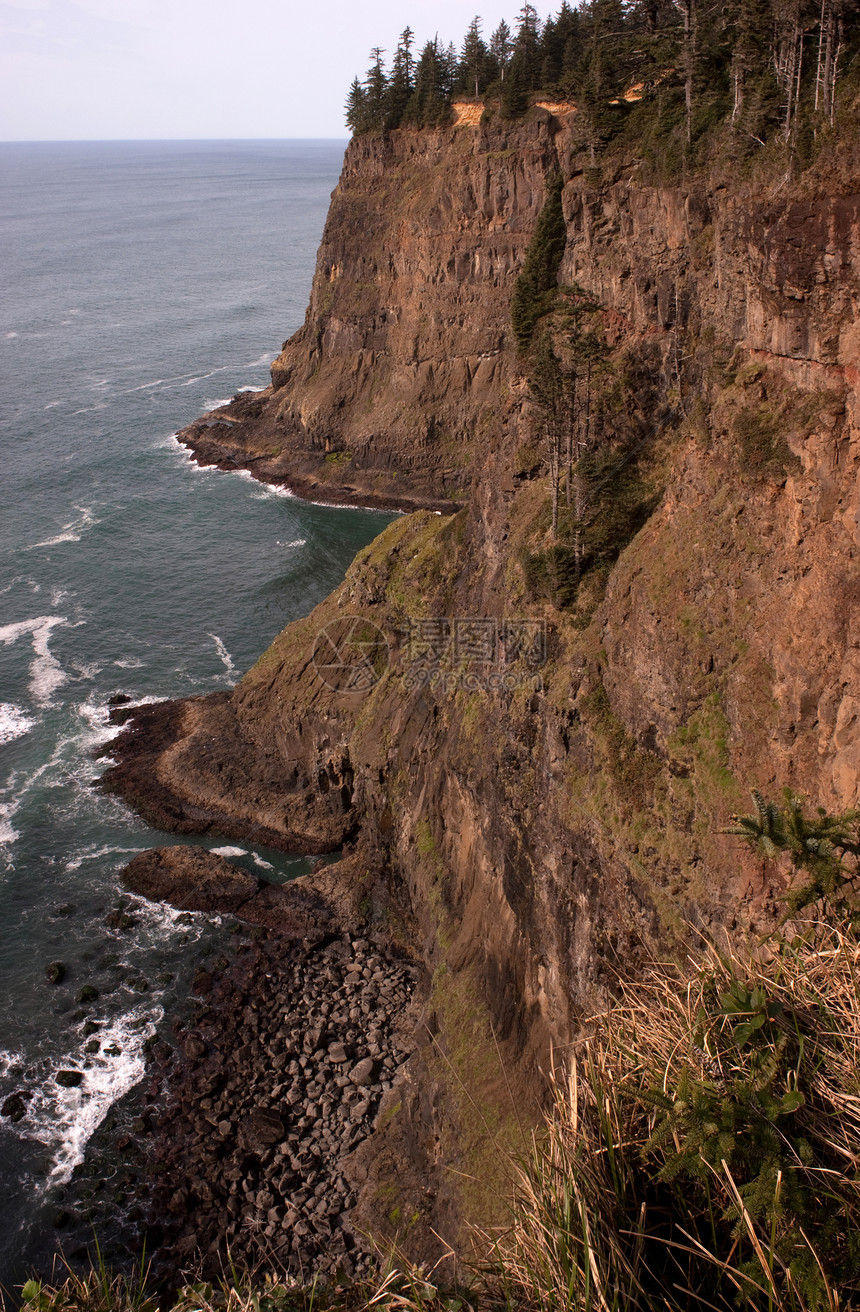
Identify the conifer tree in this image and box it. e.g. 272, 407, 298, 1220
489, 18, 514, 80
458, 16, 490, 98
363, 48, 388, 133
387, 27, 415, 128
345, 77, 368, 136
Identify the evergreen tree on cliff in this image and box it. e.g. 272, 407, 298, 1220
457, 16, 491, 98
363, 48, 389, 132
402, 38, 453, 127
386, 28, 415, 127
489, 18, 514, 80
345, 77, 369, 135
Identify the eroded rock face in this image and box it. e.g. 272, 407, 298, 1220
105, 120, 860, 1262
176, 117, 561, 507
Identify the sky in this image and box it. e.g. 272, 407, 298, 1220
0, 0, 522, 141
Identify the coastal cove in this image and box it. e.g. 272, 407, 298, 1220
0, 140, 393, 1288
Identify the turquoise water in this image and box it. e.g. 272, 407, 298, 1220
0, 139, 390, 1286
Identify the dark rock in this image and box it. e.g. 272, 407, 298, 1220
183, 1034, 207, 1061
347, 1058, 377, 1086
52, 1209, 70, 1228
1, 1092, 29, 1122
76, 985, 99, 1004
241, 1109, 285, 1152
45, 961, 66, 985
104, 910, 136, 931
123, 846, 260, 914
108, 693, 133, 707
56, 1070, 83, 1088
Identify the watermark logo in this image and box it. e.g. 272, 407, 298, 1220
311, 616, 547, 695
402, 617, 546, 694
312, 617, 391, 692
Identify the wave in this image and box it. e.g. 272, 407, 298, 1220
15, 1004, 158, 1186
65, 843, 145, 873
277, 538, 307, 548
0, 704, 36, 747
250, 482, 297, 501
209, 633, 237, 679
26, 507, 98, 551
0, 615, 69, 706
210, 844, 274, 872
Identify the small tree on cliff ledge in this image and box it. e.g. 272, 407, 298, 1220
510, 171, 567, 351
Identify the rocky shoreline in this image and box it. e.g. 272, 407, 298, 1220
139, 923, 418, 1281
175, 390, 460, 516
62, 846, 421, 1286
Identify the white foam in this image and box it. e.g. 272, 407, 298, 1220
209, 633, 237, 679
276, 538, 307, 548
5, 332, 18, 340
113, 657, 143, 669
250, 483, 297, 501
0, 800, 20, 847
65, 844, 145, 873
210, 844, 273, 871
18, 1005, 159, 1185
28, 507, 97, 550
0, 703, 36, 746
0, 615, 69, 705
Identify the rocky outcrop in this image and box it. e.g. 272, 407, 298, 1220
176, 116, 563, 507
108, 116, 860, 1263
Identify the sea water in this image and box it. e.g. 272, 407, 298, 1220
0, 139, 390, 1288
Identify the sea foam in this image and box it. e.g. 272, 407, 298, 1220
0, 615, 69, 705
27, 507, 98, 550
0, 704, 36, 746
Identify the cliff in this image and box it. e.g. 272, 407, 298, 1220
107, 113, 860, 1262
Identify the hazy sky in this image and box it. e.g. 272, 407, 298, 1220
0, 0, 520, 141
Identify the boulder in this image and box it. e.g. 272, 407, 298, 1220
56, 1070, 83, 1088
347, 1058, 377, 1087
240, 1109, 285, 1152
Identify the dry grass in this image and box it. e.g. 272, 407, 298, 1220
15, 927, 860, 1312
480, 923, 860, 1312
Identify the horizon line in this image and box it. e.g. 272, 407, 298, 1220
0, 135, 351, 145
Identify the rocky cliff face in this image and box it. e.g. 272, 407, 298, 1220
110, 115, 860, 1261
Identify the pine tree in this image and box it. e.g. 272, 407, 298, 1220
514, 2, 543, 88
402, 38, 452, 128
458, 15, 490, 98
386, 27, 415, 128
345, 76, 368, 136
489, 18, 514, 81
363, 48, 388, 133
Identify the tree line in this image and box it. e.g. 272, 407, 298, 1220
346, 1, 858, 158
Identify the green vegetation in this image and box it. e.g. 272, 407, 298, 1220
490, 914, 860, 1312
346, 2, 860, 175
519, 303, 660, 611
23, 795, 860, 1311
730, 788, 860, 916
510, 173, 567, 352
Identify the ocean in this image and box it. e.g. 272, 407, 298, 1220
0, 139, 391, 1289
